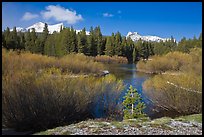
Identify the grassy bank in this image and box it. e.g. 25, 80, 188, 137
34, 113, 202, 135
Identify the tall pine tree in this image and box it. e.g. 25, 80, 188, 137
70, 26, 77, 53
87, 26, 97, 56
114, 31, 123, 56
41, 23, 49, 54
105, 36, 114, 56
95, 26, 103, 55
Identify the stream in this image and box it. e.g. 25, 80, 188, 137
105, 63, 180, 119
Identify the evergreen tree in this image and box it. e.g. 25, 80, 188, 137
60, 25, 63, 32
77, 33, 83, 53
105, 37, 114, 56
148, 42, 154, 56
125, 37, 134, 62
87, 26, 97, 56
41, 23, 49, 54
55, 32, 66, 57
101, 37, 106, 55
70, 27, 77, 53
145, 42, 150, 59
30, 28, 37, 53
77, 28, 88, 54
122, 85, 146, 119
10, 27, 19, 49
4, 27, 13, 49
110, 33, 115, 55
114, 31, 123, 56
165, 36, 176, 51
25, 30, 32, 51
61, 28, 71, 54
121, 37, 127, 56
18, 32, 25, 50
132, 47, 138, 63
35, 39, 44, 54
44, 34, 56, 56
95, 26, 103, 55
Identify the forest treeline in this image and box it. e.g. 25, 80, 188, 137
2, 24, 202, 63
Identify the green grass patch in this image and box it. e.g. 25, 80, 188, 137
150, 117, 172, 125
111, 121, 125, 129
174, 114, 202, 123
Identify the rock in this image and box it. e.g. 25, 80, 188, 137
102, 70, 109, 75
33, 115, 202, 135
95, 70, 110, 77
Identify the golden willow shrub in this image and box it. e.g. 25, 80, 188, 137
180, 48, 202, 75
136, 49, 201, 74
2, 48, 105, 75
58, 54, 105, 74
94, 55, 128, 64
2, 71, 123, 131
142, 74, 202, 115
141, 48, 202, 115
2, 49, 124, 131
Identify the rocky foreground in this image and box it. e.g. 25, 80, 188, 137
35, 114, 202, 135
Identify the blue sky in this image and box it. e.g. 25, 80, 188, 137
2, 2, 202, 41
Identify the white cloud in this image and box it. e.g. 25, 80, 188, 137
41, 5, 83, 24
103, 13, 114, 17
22, 12, 39, 21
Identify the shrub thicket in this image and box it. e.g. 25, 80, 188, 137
2, 49, 124, 131
2, 49, 105, 75
136, 48, 201, 74
141, 48, 202, 115
142, 74, 202, 115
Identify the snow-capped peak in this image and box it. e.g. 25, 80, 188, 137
26, 22, 63, 34
48, 23, 64, 34
126, 31, 174, 42
9, 22, 90, 35
26, 22, 45, 32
